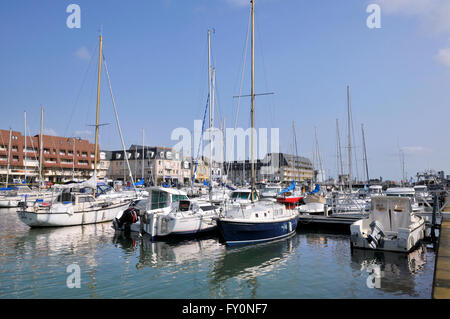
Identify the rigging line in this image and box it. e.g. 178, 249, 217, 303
102, 54, 137, 194
350, 109, 360, 182
26, 125, 40, 172
226, 6, 252, 177
63, 39, 98, 138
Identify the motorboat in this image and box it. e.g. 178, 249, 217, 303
0, 185, 53, 208
413, 185, 433, 206
228, 189, 257, 205
368, 185, 383, 197
260, 184, 282, 201
298, 193, 330, 215
276, 181, 304, 209
113, 186, 217, 239
385, 187, 421, 212
350, 196, 425, 252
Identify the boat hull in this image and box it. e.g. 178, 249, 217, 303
217, 215, 299, 246
17, 202, 130, 227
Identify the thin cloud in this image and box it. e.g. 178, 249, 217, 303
375, 0, 450, 69
74, 46, 91, 61
226, 0, 251, 7
74, 130, 93, 139
43, 128, 58, 136
436, 47, 450, 69
400, 146, 432, 156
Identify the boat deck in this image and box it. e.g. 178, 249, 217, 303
433, 210, 450, 299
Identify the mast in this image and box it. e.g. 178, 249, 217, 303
336, 119, 344, 188
72, 138, 75, 180
347, 85, 352, 192
250, 0, 255, 201
142, 128, 145, 183
207, 29, 213, 199
93, 34, 103, 198
6, 129, 12, 187
361, 124, 369, 185
314, 126, 323, 184
39, 107, 44, 186
24, 111, 27, 184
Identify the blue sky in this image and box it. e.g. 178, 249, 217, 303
1, 0, 450, 181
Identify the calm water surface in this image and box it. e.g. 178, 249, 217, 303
0, 208, 435, 298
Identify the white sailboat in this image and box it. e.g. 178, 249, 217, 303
17, 34, 132, 227
216, 0, 299, 246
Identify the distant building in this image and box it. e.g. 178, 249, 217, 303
0, 129, 98, 184
224, 153, 314, 185
108, 145, 191, 185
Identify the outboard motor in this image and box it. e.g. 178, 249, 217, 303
367, 220, 385, 249
114, 207, 140, 232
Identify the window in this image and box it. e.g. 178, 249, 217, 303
12, 146, 18, 152
60, 150, 66, 156
172, 194, 189, 202
151, 190, 168, 209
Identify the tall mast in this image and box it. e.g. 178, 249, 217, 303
6, 129, 12, 187
361, 124, 369, 184
314, 126, 323, 184
39, 107, 44, 186
347, 85, 352, 192
24, 111, 27, 184
207, 29, 213, 198
292, 121, 295, 183
336, 119, 343, 187
93, 34, 103, 197
72, 138, 75, 180
142, 128, 145, 182
250, 0, 256, 201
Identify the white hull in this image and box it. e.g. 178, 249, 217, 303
17, 202, 130, 227
298, 202, 329, 214
350, 196, 426, 253
123, 211, 217, 238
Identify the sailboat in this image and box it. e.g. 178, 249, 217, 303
17, 34, 132, 227
216, 0, 299, 246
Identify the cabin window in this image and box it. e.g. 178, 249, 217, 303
255, 213, 259, 218
58, 192, 75, 204
172, 194, 188, 202
151, 190, 168, 209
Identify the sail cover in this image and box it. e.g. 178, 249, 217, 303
307, 184, 320, 195
279, 181, 296, 195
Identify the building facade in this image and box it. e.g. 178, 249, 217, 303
0, 129, 99, 184
223, 153, 314, 185
108, 146, 192, 186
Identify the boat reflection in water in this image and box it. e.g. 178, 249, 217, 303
209, 234, 300, 298
112, 232, 224, 269
7, 223, 113, 298
351, 244, 428, 296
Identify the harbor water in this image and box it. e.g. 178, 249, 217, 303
0, 208, 435, 299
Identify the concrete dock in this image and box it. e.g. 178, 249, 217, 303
298, 214, 359, 233
432, 200, 450, 299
